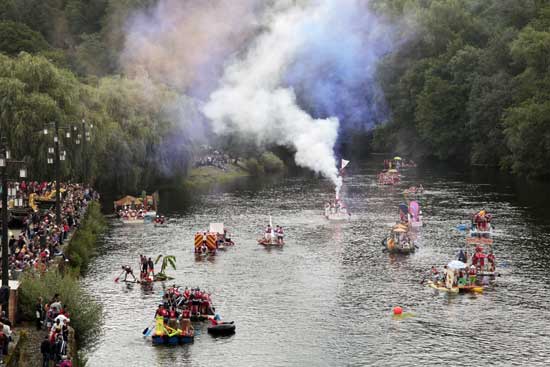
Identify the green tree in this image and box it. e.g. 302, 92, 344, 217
0, 21, 50, 55
503, 101, 550, 178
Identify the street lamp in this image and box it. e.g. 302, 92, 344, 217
0, 141, 27, 319
79, 119, 93, 183
44, 119, 93, 224
44, 121, 62, 225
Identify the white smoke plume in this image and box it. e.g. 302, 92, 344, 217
203, 1, 343, 189
121, 0, 394, 193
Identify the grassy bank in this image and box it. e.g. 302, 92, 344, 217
65, 201, 107, 274
184, 164, 250, 190
184, 152, 286, 190
18, 201, 106, 348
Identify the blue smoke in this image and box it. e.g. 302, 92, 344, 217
283, 1, 395, 134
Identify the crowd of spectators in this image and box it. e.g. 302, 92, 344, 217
193, 150, 233, 170
1, 183, 98, 280
0, 311, 13, 363
37, 294, 73, 366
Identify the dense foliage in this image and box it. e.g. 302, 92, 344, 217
371, 0, 550, 178
1, 0, 549, 183
66, 201, 107, 273
0, 52, 186, 192
19, 270, 103, 346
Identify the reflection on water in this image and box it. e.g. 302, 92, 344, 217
85, 160, 550, 366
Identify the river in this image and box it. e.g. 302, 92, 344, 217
84, 158, 550, 366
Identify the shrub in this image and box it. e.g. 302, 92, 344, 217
18, 271, 102, 346
259, 151, 285, 173
243, 158, 264, 176
66, 202, 106, 274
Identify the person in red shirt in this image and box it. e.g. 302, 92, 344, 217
155, 305, 166, 318
200, 293, 210, 314
487, 251, 496, 272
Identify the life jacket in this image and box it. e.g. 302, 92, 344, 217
169, 310, 176, 319
182, 309, 190, 318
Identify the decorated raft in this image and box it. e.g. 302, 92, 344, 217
151, 316, 195, 345
378, 169, 400, 185
195, 223, 235, 254
382, 223, 416, 254
258, 216, 284, 246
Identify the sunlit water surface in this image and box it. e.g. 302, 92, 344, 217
84, 160, 550, 366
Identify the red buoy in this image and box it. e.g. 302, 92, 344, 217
393, 306, 403, 315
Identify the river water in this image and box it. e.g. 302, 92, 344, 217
84, 158, 550, 366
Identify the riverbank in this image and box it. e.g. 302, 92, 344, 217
183, 164, 250, 190
184, 152, 286, 191
8, 201, 106, 366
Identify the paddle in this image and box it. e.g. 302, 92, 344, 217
143, 320, 155, 335
114, 270, 124, 283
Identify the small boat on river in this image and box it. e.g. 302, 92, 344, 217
208, 321, 236, 336
258, 216, 284, 246
403, 185, 424, 196
378, 169, 400, 185
324, 159, 351, 221
324, 204, 351, 221
382, 224, 416, 254
151, 316, 195, 346
407, 201, 423, 229
426, 260, 486, 294
195, 223, 235, 254
114, 192, 159, 225
469, 210, 493, 237
427, 280, 459, 294
153, 215, 168, 227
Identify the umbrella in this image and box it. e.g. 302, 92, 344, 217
393, 157, 402, 160
447, 260, 467, 270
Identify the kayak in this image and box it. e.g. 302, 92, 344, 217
207, 322, 236, 336
427, 281, 459, 294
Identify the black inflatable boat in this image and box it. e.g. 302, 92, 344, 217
207, 322, 236, 336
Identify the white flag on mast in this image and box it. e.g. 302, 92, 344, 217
341, 159, 350, 169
